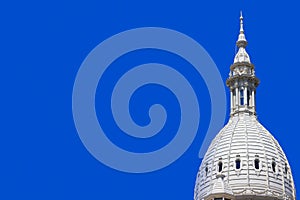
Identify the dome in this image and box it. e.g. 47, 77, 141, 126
194, 12, 296, 200
194, 114, 296, 200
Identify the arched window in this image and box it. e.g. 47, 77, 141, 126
254, 158, 260, 170
285, 163, 288, 174
272, 161, 276, 172
235, 159, 241, 169
247, 89, 250, 105
218, 162, 223, 172
240, 89, 244, 105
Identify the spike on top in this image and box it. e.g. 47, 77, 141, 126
236, 11, 247, 48
239, 11, 244, 33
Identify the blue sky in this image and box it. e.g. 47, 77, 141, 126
1, 0, 300, 199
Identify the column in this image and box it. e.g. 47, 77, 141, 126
244, 86, 248, 106
249, 88, 252, 107
252, 90, 255, 108
235, 87, 239, 107
230, 90, 233, 112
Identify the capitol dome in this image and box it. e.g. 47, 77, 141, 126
194, 13, 296, 200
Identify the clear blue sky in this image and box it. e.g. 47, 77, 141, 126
1, 0, 299, 199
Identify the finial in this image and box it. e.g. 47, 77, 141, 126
240, 11, 244, 33
236, 11, 247, 48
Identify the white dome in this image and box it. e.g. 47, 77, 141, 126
194, 13, 296, 200
194, 114, 296, 200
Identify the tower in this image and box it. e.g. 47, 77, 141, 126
226, 12, 259, 117
194, 13, 296, 200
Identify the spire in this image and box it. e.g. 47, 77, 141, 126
236, 11, 247, 48
226, 12, 260, 117
234, 11, 250, 63
239, 11, 244, 32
